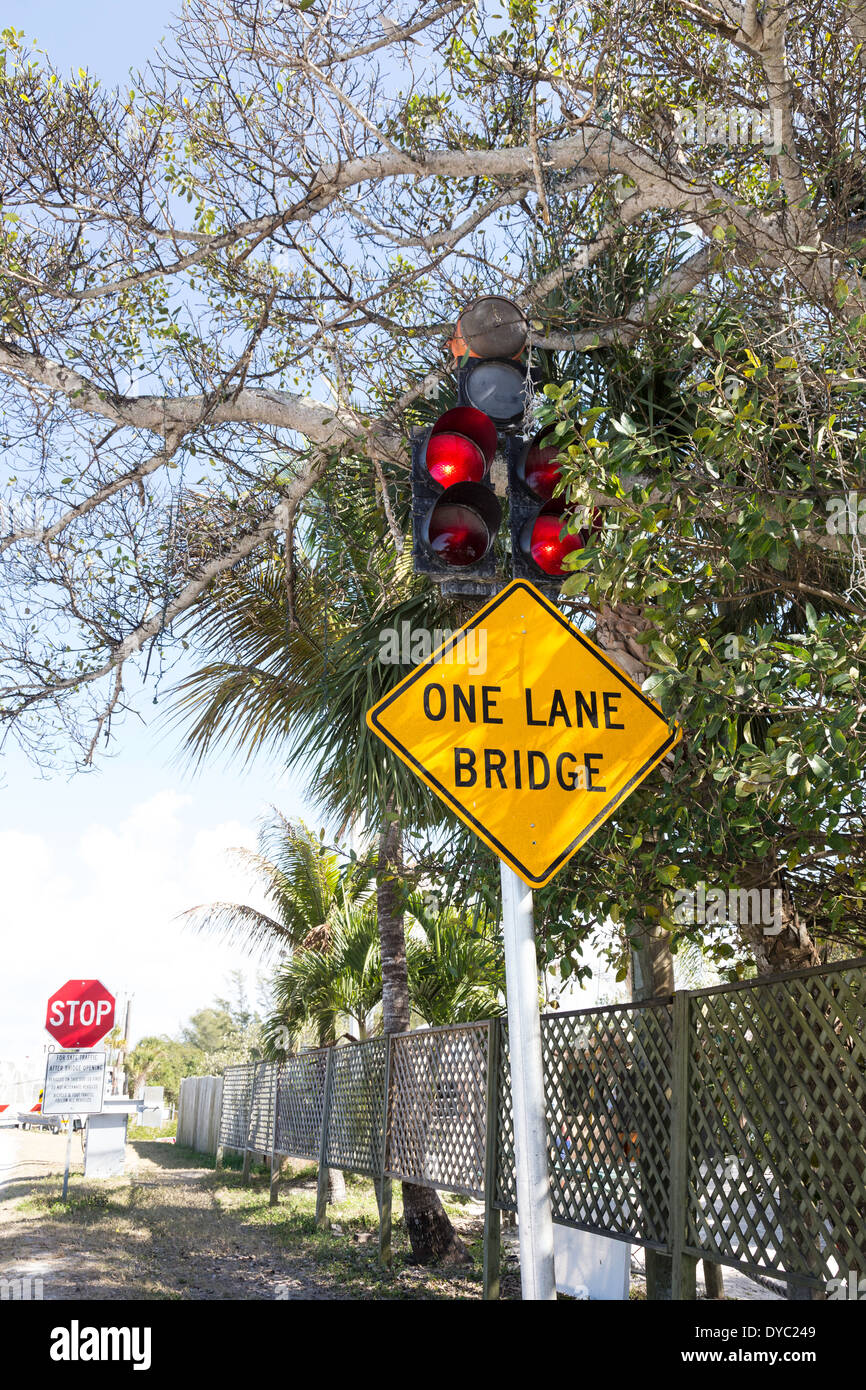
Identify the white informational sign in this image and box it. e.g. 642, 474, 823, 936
42, 1049, 107, 1116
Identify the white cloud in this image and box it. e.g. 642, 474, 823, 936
0, 790, 274, 1059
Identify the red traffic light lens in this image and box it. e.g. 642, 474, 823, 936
524, 440, 563, 500
429, 406, 497, 462
527, 507, 585, 576
428, 502, 490, 566
425, 432, 486, 487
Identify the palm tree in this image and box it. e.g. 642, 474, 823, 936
125, 1037, 169, 1099
404, 896, 505, 1026
182, 810, 374, 966
263, 895, 383, 1053
261, 893, 505, 1051
170, 515, 475, 1263
183, 812, 375, 1204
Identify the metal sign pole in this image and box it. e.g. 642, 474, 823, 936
61, 1123, 73, 1201
500, 861, 557, 1301
365, 578, 680, 1297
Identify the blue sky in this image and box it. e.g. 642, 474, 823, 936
0, 2, 323, 1064
3, 2, 180, 84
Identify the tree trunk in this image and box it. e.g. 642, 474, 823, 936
595, 600, 653, 685
630, 924, 675, 998
377, 814, 470, 1266
737, 863, 820, 976
318, 1015, 346, 1206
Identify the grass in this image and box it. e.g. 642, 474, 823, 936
213, 1162, 489, 1298
217, 1148, 269, 1174
17, 1188, 121, 1218
127, 1118, 177, 1141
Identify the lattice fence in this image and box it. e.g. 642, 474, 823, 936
247, 1061, 278, 1153
495, 1001, 672, 1248
325, 1038, 387, 1176
274, 1050, 329, 1161
219, 1062, 256, 1151
683, 961, 866, 1286
214, 957, 866, 1292
388, 1024, 489, 1198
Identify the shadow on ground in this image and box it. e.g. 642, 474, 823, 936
0, 1134, 499, 1300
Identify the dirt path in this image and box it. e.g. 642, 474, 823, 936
4, 1129, 776, 1304
0, 1128, 494, 1300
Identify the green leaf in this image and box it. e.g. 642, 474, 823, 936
768, 541, 788, 571
650, 639, 678, 666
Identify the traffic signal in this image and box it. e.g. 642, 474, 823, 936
507, 427, 598, 592
412, 296, 530, 591
411, 405, 502, 587
410, 294, 597, 595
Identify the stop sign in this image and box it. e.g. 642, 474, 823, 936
45, 980, 116, 1048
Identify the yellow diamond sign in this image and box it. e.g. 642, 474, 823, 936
366, 580, 681, 888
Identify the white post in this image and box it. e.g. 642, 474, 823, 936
61, 1125, 72, 1201
500, 861, 557, 1300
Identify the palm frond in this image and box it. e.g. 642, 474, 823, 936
179, 902, 295, 959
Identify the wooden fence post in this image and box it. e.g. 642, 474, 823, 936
315, 1048, 337, 1229
270, 1064, 282, 1207
214, 1072, 226, 1171
210, 1077, 223, 1156
191, 1078, 201, 1152
378, 1035, 393, 1269
241, 1062, 257, 1186
483, 1017, 502, 1301
209, 1073, 223, 1173
703, 1259, 725, 1299
670, 989, 697, 1300
177, 1077, 188, 1148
